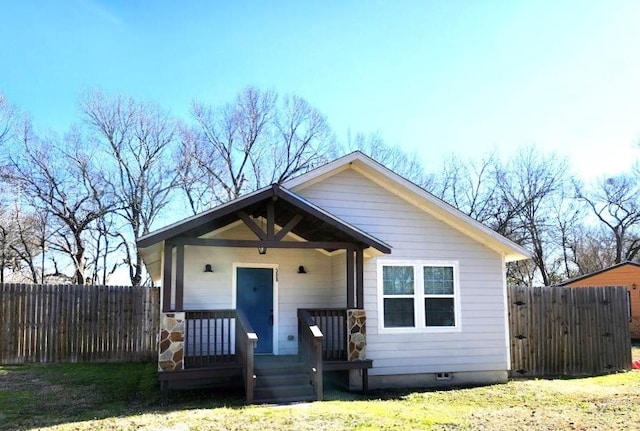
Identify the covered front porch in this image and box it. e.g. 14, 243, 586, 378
138, 184, 390, 403
158, 308, 370, 403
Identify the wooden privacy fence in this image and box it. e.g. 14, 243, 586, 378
0, 283, 160, 364
509, 285, 632, 377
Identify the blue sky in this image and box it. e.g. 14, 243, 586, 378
2, 0, 640, 179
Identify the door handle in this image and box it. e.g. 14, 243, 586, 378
269, 311, 273, 326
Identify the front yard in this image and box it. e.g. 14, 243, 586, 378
1, 346, 639, 431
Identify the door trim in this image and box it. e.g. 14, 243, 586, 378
232, 262, 279, 355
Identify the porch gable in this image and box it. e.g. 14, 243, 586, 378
138, 183, 391, 313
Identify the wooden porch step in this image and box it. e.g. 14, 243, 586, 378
255, 372, 310, 387
253, 355, 316, 404
253, 383, 316, 404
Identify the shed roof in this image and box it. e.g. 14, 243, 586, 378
556, 261, 640, 286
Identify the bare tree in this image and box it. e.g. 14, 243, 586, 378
85, 212, 124, 285
0, 92, 17, 145
6, 206, 42, 283
0, 94, 39, 283
1, 123, 113, 284
346, 132, 433, 188
0, 202, 19, 283
268, 94, 335, 184
577, 173, 640, 264
431, 152, 502, 225
183, 87, 277, 208
567, 225, 617, 276
553, 196, 584, 280
497, 147, 569, 286
81, 91, 180, 286
180, 87, 337, 212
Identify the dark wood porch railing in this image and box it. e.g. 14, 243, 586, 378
297, 309, 323, 401
184, 310, 236, 367
305, 308, 348, 361
184, 310, 257, 403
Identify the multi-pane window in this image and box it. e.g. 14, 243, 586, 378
379, 261, 459, 331
423, 266, 455, 326
382, 266, 415, 327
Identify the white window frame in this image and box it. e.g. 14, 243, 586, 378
377, 259, 461, 334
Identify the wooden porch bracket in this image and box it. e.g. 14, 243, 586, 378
238, 211, 266, 240
274, 214, 304, 240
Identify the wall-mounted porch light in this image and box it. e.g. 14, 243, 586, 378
632, 283, 637, 290
204, 264, 214, 273
297, 265, 307, 274
258, 247, 267, 255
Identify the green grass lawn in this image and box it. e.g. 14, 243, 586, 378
1, 353, 640, 431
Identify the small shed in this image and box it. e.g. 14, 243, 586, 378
558, 261, 640, 339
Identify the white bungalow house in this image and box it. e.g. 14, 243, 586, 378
138, 151, 530, 403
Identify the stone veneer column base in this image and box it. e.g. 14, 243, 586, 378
159, 312, 185, 372
347, 309, 366, 361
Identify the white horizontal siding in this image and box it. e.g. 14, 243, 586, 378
180, 223, 347, 355
297, 168, 509, 376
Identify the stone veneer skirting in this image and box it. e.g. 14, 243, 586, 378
159, 312, 185, 372
347, 309, 366, 361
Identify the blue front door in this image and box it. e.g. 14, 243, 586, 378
236, 267, 274, 354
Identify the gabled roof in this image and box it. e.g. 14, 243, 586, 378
138, 183, 392, 280
284, 151, 531, 262
556, 261, 640, 286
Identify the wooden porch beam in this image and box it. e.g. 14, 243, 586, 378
170, 238, 357, 250
356, 247, 364, 309
175, 244, 185, 311
238, 211, 266, 240
274, 213, 303, 241
162, 243, 173, 312
346, 248, 355, 309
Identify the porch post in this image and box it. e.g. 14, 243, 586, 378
356, 247, 364, 309
175, 244, 185, 311
346, 247, 355, 308
162, 243, 173, 312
